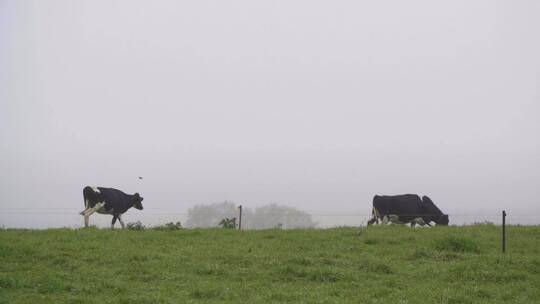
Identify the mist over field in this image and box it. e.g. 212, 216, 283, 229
1, 1, 539, 228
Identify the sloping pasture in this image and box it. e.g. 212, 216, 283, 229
1, 225, 539, 303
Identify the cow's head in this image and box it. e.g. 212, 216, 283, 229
435, 214, 449, 225
133, 193, 144, 210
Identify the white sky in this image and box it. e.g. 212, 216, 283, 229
1, 0, 539, 227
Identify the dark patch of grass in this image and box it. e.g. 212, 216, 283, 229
411, 249, 462, 261
307, 268, 344, 283
288, 256, 314, 266
279, 265, 309, 281
435, 236, 480, 253
127, 253, 150, 262
364, 238, 379, 245
475, 288, 492, 299
195, 264, 226, 276
278, 265, 344, 283
529, 259, 540, 274
445, 295, 474, 304
410, 249, 432, 260
0, 276, 20, 289
320, 257, 340, 266
387, 239, 399, 245
267, 292, 299, 302
34, 278, 69, 294
432, 251, 461, 261
190, 288, 222, 299
358, 260, 394, 274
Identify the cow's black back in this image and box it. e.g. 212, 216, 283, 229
97, 187, 135, 214
373, 194, 449, 225
373, 194, 424, 223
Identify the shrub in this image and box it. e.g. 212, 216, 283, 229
472, 221, 495, 226
218, 217, 236, 229
126, 221, 145, 231
273, 223, 283, 229
153, 222, 183, 231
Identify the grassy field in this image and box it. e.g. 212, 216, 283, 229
1, 225, 539, 303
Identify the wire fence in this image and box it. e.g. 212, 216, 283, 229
1, 207, 539, 229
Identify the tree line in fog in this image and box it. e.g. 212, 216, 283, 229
186, 201, 317, 229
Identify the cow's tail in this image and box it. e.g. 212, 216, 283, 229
81, 187, 90, 215
82, 186, 93, 208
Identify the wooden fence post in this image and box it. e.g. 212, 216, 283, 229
502, 210, 506, 253
238, 205, 243, 230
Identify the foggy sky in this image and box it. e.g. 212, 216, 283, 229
1, 0, 539, 228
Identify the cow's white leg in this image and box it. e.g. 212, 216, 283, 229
86, 202, 105, 216
388, 215, 401, 225
81, 205, 101, 216
118, 214, 125, 229
367, 208, 379, 226
80, 199, 92, 215
82, 202, 105, 227
81, 207, 97, 216
371, 208, 382, 225
412, 218, 426, 227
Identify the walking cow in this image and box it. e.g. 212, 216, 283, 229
80, 186, 144, 228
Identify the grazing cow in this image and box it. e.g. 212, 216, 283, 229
80, 186, 144, 228
367, 194, 449, 226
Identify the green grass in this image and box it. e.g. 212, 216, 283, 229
1, 225, 539, 303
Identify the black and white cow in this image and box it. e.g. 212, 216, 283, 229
80, 186, 144, 228
367, 194, 449, 226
